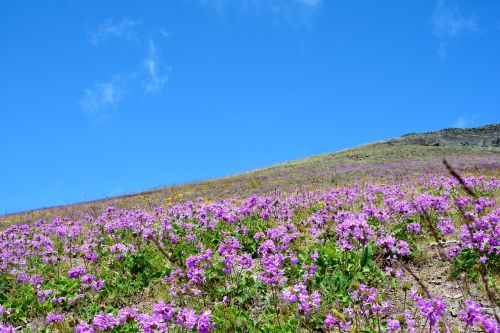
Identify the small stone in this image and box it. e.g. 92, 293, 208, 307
443, 293, 463, 299
483, 307, 500, 316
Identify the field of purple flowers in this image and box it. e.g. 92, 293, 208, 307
0, 163, 499, 332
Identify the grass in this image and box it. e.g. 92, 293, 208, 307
1, 141, 499, 227
0, 161, 498, 332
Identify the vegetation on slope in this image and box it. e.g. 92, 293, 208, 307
2, 125, 499, 227
0, 162, 498, 332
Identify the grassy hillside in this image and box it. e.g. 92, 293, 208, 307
0, 125, 499, 333
1, 143, 499, 332
2, 124, 499, 227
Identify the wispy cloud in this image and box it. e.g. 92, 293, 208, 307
87, 18, 141, 46
432, 0, 478, 58
200, 0, 322, 26
143, 40, 170, 94
297, 0, 321, 6
453, 115, 477, 128
155, 28, 173, 38
80, 19, 172, 120
79, 78, 124, 120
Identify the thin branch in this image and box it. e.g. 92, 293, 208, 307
416, 205, 447, 261
443, 160, 477, 199
443, 159, 499, 323
401, 263, 431, 298
151, 237, 177, 267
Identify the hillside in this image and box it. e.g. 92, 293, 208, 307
2, 124, 499, 227
0, 125, 499, 333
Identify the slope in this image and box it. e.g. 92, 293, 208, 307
2, 124, 499, 227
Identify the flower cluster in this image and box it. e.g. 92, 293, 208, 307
75, 301, 215, 333
335, 212, 374, 250
282, 283, 321, 318
458, 300, 499, 333
411, 292, 446, 328
0, 172, 498, 332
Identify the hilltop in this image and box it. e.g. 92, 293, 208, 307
391, 124, 500, 147
2, 124, 499, 226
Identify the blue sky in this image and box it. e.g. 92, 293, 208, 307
1, 0, 499, 214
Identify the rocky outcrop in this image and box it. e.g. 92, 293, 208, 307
390, 124, 500, 148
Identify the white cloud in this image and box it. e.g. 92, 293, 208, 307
432, 0, 478, 58
80, 20, 172, 121
201, 0, 226, 16
79, 40, 171, 119
297, 0, 321, 6
453, 116, 467, 128
200, 0, 322, 25
157, 29, 173, 38
87, 18, 141, 46
79, 78, 124, 119
143, 40, 170, 94
452, 115, 477, 128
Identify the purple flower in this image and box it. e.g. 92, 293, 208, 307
237, 254, 253, 270
68, 265, 86, 279
376, 235, 396, 252
258, 240, 276, 256
185, 249, 213, 285
335, 212, 374, 250
197, 310, 215, 333
283, 283, 306, 303
456, 298, 500, 333
217, 236, 240, 256
386, 319, 400, 333
37, 289, 52, 302
459, 300, 483, 326
283, 283, 321, 318
253, 232, 265, 240
403, 309, 416, 333
153, 300, 176, 321
117, 305, 138, 325
438, 218, 455, 235
81, 274, 95, 285
412, 293, 446, 327
46, 312, 65, 324
137, 314, 166, 333
480, 316, 500, 333
395, 240, 410, 256
91, 279, 105, 291
445, 245, 462, 259
76, 321, 95, 333
415, 194, 449, 213
92, 312, 117, 331
324, 314, 339, 327
260, 253, 285, 286
0, 323, 15, 333
381, 301, 392, 312
177, 308, 198, 330
406, 223, 421, 233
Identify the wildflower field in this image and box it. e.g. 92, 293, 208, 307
0, 160, 499, 332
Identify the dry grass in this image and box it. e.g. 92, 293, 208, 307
1, 142, 499, 227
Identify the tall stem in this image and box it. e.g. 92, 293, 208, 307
443, 159, 499, 323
